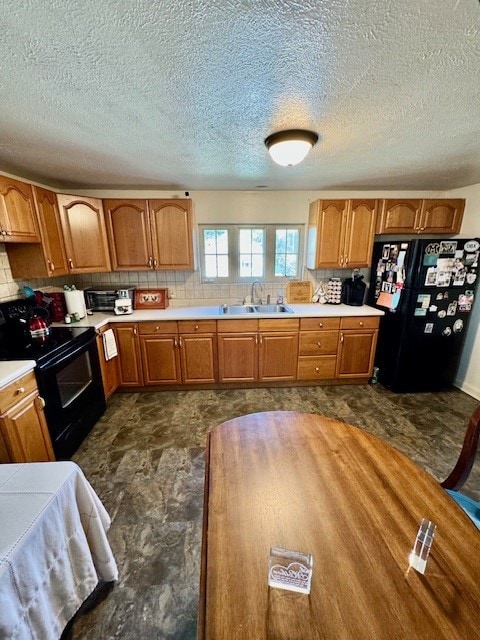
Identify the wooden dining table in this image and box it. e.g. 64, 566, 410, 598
198, 411, 480, 640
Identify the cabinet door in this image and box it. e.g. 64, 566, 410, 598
307, 200, 347, 268
96, 329, 119, 399
0, 392, 55, 462
113, 323, 143, 387
6, 186, 69, 278
149, 199, 194, 270
140, 335, 181, 384
376, 199, 422, 234
259, 332, 298, 381
180, 334, 217, 384
217, 334, 258, 382
57, 194, 111, 272
0, 176, 40, 242
336, 330, 378, 378
419, 199, 464, 234
344, 200, 377, 268
34, 187, 69, 275
104, 199, 153, 270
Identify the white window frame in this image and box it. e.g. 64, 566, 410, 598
199, 223, 304, 284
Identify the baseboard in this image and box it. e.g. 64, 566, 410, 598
454, 377, 480, 401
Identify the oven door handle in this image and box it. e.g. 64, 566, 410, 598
37, 332, 97, 371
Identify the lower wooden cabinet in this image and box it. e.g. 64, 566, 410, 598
0, 371, 55, 463
111, 315, 379, 390
336, 317, 379, 378
178, 321, 217, 384
297, 317, 341, 381
217, 319, 299, 383
96, 326, 119, 399
112, 323, 143, 387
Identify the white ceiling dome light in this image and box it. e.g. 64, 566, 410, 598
264, 129, 319, 167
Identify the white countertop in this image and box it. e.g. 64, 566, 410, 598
0, 360, 36, 390
55, 303, 384, 329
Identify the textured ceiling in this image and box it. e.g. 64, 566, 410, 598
0, 0, 479, 191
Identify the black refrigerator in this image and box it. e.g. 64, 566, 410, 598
367, 238, 479, 392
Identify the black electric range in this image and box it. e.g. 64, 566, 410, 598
0, 298, 95, 369
0, 297, 105, 459
0, 324, 96, 369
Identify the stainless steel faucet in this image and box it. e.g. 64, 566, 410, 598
251, 280, 263, 304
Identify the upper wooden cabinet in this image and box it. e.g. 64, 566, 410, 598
376, 198, 464, 235
104, 198, 194, 271
419, 199, 464, 234
57, 194, 111, 273
6, 186, 69, 279
307, 199, 378, 269
0, 176, 40, 242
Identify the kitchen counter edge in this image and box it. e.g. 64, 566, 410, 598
0, 360, 37, 390
54, 304, 384, 330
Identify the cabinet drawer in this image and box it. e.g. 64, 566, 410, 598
138, 321, 178, 335
299, 331, 338, 356
340, 317, 379, 330
0, 371, 37, 414
178, 320, 216, 334
297, 356, 337, 380
299, 317, 340, 331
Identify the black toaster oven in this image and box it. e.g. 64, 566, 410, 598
85, 287, 135, 311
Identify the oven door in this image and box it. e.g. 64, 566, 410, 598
36, 334, 106, 459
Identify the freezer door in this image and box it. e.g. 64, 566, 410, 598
415, 238, 479, 291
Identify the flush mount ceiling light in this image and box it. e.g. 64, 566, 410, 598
264, 129, 319, 167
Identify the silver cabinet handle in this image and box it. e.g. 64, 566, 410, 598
68, 258, 74, 269
37, 396, 46, 409
153, 258, 158, 268
148, 257, 153, 268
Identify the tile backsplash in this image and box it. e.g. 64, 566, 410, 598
0, 244, 368, 306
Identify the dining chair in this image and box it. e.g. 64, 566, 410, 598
440, 404, 480, 530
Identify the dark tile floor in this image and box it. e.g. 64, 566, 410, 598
66, 384, 479, 639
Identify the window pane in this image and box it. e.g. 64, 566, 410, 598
205, 254, 218, 278
239, 229, 264, 277
275, 229, 286, 253
216, 230, 228, 253
252, 254, 264, 277
203, 229, 229, 278
239, 229, 252, 253
204, 230, 217, 254
217, 254, 229, 277
275, 254, 286, 277
274, 228, 299, 278
285, 254, 297, 277
286, 229, 299, 253
252, 229, 264, 253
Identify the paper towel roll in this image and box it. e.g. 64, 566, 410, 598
64, 290, 87, 318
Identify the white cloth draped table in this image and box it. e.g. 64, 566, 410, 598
0, 461, 118, 639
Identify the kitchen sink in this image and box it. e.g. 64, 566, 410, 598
219, 304, 293, 314
254, 304, 293, 313
219, 305, 257, 314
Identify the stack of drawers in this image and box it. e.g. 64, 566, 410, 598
297, 317, 340, 380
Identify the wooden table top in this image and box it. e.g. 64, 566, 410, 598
198, 411, 480, 640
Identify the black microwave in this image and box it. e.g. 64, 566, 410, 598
85, 287, 135, 311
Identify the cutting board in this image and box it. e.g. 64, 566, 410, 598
286, 281, 313, 303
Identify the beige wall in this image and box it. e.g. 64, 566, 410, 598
448, 183, 480, 399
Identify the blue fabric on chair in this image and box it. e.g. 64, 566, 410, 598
446, 489, 480, 531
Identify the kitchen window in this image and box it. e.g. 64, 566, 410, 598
199, 224, 303, 283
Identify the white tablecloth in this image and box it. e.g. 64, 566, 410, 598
0, 462, 118, 639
